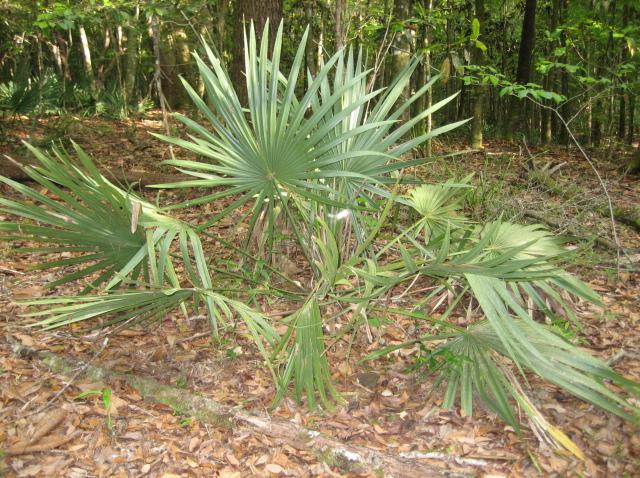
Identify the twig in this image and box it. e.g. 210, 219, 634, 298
607, 349, 640, 366
0, 266, 24, 275
366, 17, 395, 95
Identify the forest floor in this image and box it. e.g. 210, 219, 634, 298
0, 112, 639, 477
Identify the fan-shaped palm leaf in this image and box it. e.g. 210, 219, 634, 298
0, 143, 225, 332
153, 21, 466, 254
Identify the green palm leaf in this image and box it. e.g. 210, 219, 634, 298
154, 21, 464, 255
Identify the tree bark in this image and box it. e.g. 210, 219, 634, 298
334, 0, 347, 51
470, 0, 486, 149
510, 0, 537, 139
628, 91, 636, 145
515, 0, 537, 85
124, 5, 140, 105
231, 0, 283, 105
305, 0, 318, 76
161, 28, 190, 109
216, 0, 229, 55
390, 0, 413, 121
417, 0, 434, 156
557, 0, 570, 145
78, 24, 97, 96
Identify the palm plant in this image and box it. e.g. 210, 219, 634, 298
0, 21, 637, 458
152, 22, 463, 255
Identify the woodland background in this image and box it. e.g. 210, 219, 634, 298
0, 0, 639, 154
1, 1, 640, 478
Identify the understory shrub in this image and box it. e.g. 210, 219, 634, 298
1, 21, 638, 456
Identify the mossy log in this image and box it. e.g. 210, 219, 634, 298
9, 342, 473, 477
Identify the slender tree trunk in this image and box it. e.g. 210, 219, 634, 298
390, 0, 412, 120
54, 31, 71, 93
334, 0, 347, 51
510, 0, 537, 139
470, 0, 486, 149
628, 92, 636, 145
515, 0, 537, 85
216, 0, 229, 55
49, 42, 63, 77
541, 75, 552, 143
557, 0, 570, 145
418, 0, 433, 156
305, 0, 318, 76
78, 24, 97, 96
151, 12, 172, 159
317, 8, 324, 72
619, 93, 626, 140
124, 5, 140, 105
161, 28, 190, 109
618, 6, 628, 140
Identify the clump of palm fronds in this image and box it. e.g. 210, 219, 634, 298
0, 21, 637, 458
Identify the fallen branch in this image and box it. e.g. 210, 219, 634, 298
8, 341, 475, 477
0, 156, 188, 189
522, 209, 623, 252
599, 206, 640, 233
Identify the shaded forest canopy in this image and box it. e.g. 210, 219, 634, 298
1, 0, 639, 152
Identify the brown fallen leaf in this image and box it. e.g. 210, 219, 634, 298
12, 286, 45, 299
226, 451, 240, 466
14, 333, 36, 347
5, 432, 79, 456
28, 409, 67, 445
265, 463, 284, 474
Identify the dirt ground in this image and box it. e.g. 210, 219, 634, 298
1, 113, 639, 477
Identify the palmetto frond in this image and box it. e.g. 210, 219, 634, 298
154, 21, 463, 252
357, 219, 639, 426
274, 297, 342, 410
21, 287, 279, 376
405, 175, 472, 242
0, 143, 225, 332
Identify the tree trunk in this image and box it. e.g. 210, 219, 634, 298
417, 0, 434, 156
470, 0, 486, 149
216, 0, 229, 55
628, 91, 636, 145
54, 31, 72, 85
151, 13, 173, 159
49, 41, 63, 77
557, 0, 570, 145
124, 5, 140, 105
515, 0, 537, 85
161, 28, 190, 109
618, 6, 628, 140
510, 0, 537, 139
334, 0, 347, 51
78, 24, 97, 96
390, 0, 412, 121
305, 0, 318, 76
317, 6, 325, 72
231, 0, 283, 105
541, 75, 552, 144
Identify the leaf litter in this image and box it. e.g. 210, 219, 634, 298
0, 115, 639, 477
